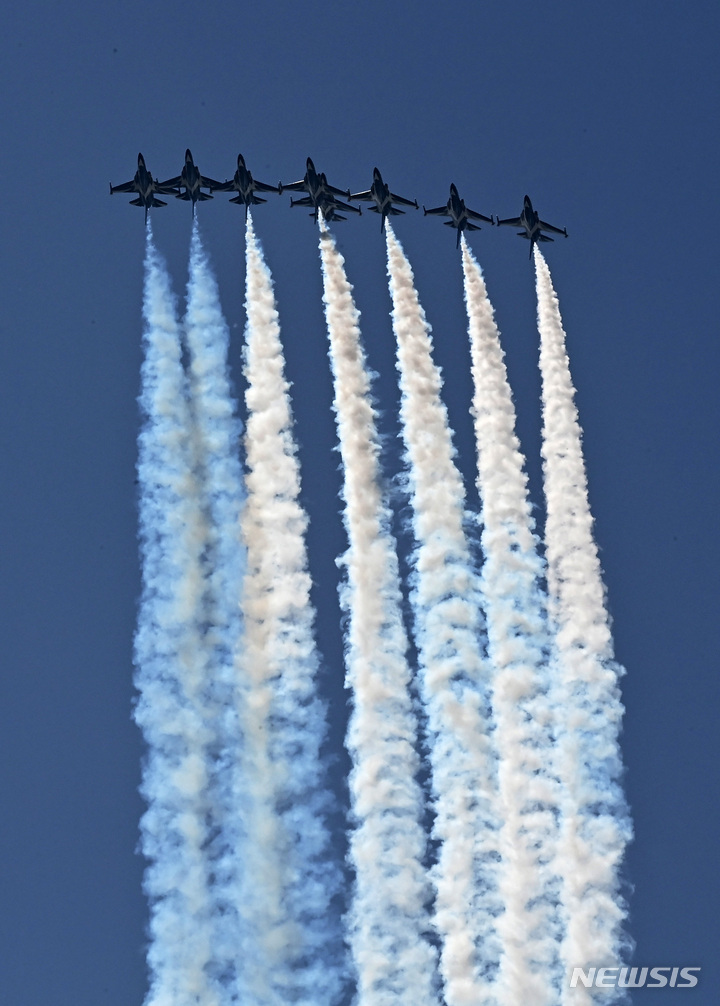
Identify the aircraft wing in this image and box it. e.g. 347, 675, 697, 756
280, 178, 307, 192
158, 174, 182, 189
328, 198, 361, 215
423, 204, 450, 216
496, 215, 523, 227
349, 189, 374, 201
390, 192, 418, 207
253, 179, 280, 193
290, 196, 314, 206
539, 219, 567, 235
210, 180, 237, 192
466, 209, 494, 223
200, 174, 224, 190
324, 182, 352, 199
110, 179, 137, 194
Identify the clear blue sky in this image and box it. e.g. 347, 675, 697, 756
0, 2, 718, 1003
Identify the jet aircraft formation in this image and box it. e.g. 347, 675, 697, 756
110, 151, 568, 253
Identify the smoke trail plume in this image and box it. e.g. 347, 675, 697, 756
184, 220, 245, 682
134, 224, 222, 1006
318, 221, 439, 1006
534, 248, 630, 1004
385, 224, 498, 1006
182, 221, 247, 993
233, 212, 346, 1005
461, 237, 560, 1005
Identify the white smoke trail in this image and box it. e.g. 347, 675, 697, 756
182, 222, 246, 995
385, 225, 499, 1006
534, 248, 630, 1005
134, 224, 222, 1006
184, 221, 245, 679
461, 238, 561, 1005
232, 212, 346, 1005
318, 221, 439, 1006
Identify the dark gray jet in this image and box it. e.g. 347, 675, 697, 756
109, 153, 179, 224
290, 185, 362, 224
280, 158, 352, 221
211, 153, 281, 217
159, 149, 224, 214
423, 184, 494, 248
350, 167, 418, 231
496, 195, 568, 258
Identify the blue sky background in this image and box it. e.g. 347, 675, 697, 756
0, 2, 718, 1003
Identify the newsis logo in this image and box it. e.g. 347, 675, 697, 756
570, 967, 701, 989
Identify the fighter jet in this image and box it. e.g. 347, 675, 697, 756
109, 153, 179, 224
211, 153, 281, 217
496, 195, 568, 258
279, 156, 349, 208
423, 184, 494, 248
349, 167, 418, 231
159, 149, 224, 213
290, 185, 362, 224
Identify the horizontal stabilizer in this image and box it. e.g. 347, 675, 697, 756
151, 198, 167, 208
539, 234, 554, 242
129, 197, 144, 207
466, 222, 482, 231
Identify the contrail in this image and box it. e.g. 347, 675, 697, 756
233, 212, 347, 1006
461, 237, 560, 1005
134, 224, 222, 1006
534, 248, 631, 1004
318, 221, 439, 1006
182, 221, 247, 996
385, 224, 499, 1006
